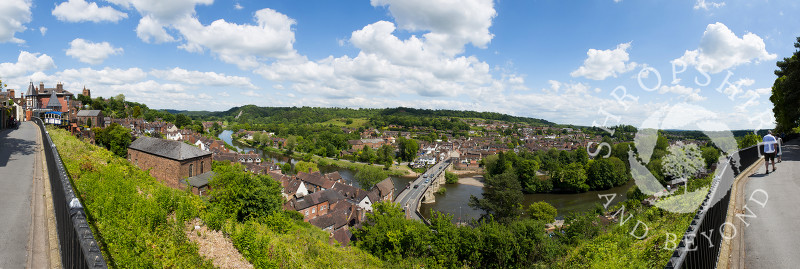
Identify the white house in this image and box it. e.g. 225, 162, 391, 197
165, 131, 182, 141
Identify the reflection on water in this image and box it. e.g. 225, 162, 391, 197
421, 177, 636, 223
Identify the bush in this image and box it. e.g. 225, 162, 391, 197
445, 171, 458, 184
527, 201, 557, 223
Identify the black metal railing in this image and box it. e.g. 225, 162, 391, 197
665, 144, 762, 268
33, 118, 107, 268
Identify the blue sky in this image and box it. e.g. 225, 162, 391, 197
1, 0, 798, 130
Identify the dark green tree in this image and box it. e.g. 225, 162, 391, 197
208, 163, 284, 222
355, 165, 388, 190
174, 114, 192, 128
770, 37, 800, 132
469, 171, 524, 223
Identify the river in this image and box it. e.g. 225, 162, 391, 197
419, 176, 636, 222
219, 130, 632, 223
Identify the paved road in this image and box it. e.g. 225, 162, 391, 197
395, 160, 451, 220
0, 122, 39, 268
743, 139, 800, 269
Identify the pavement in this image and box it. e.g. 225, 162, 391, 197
742, 139, 800, 269
0, 122, 53, 268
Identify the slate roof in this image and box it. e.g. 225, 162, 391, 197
309, 207, 350, 230
291, 189, 344, 210
46, 89, 61, 108
76, 110, 102, 117
180, 171, 215, 188
296, 171, 335, 189
129, 136, 211, 161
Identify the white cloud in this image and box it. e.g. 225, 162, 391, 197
66, 39, 123, 65
0, 0, 31, 43
58, 67, 147, 85
571, 42, 637, 80
242, 90, 262, 97
108, 0, 212, 43
370, 0, 496, 56
52, 0, 128, 23
150, 67, 257, 89
544, 80, 590, 95
174, 8, 298, 69
136, 15, 176, 43
218, 91, 230, 97
694, 0, 725, 10
39, 27, 47, 36
674, 22, 776, 74
658, 85, 706, 102
0, 51, 56, 80
234, 3, 243, 10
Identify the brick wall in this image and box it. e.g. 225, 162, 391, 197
301, 201, 329, 221
128, 149, 212, 189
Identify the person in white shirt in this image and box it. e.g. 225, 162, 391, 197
763, 131, 778, 174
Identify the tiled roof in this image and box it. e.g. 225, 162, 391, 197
180, 171, 215, 187
374, 177, 394, 199
129, 136, 211, 161
296, 171, 335, 189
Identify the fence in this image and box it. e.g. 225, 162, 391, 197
664, 144, 763, 268
33, 118, 107, 268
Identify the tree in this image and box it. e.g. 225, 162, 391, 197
527, 201, 557, 223
295, 161, 319, 174
586, 157, 627, 190
516, 159, 547, 193
208, 163, 284, 222
377, 144, 394, 166
92, 123, 132, 157
662, 142, 705, 181
445, 171, 458, 184
174, 114, 192, 128
397, 138, 419, 162
469, 171, 524, 223
132, 105, 142, 118
553, 162, 589, 192
770, 37, 800, 132
700, 146, 720, 169
285, 135, 297, 154
355, 165, 388, 190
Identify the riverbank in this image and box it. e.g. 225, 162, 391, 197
458, 176, 485, 187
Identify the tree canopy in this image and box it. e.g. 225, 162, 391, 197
770, 37, 800, 132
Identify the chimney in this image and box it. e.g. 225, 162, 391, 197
56, 82, 63, 92
39, 82, 44, 92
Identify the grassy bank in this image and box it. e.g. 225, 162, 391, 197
49, 127, 382, 268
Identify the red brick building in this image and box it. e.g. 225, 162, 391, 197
127, 136, 212, 189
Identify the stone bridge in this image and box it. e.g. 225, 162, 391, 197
394, 158, 454, 223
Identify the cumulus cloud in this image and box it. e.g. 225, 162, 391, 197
174, 8, 298, 69
58, 67, 147, 85
0, 0, 31, 43
242, 90, 262, 97
370, 0, 496, 56
0, 51, 56, 80
694, 0, 725, 10
658, 85, 706, 102
52, 0, 128, 23
66, 39, 124, 65
674, 22, 776, 74
571, 42, 637, 80
39, 27, 47, 35
150, 67, 257, 89
108, 0, 213, 43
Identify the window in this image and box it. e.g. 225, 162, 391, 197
200, 161, 204, 174
189, 164, 194, 177
304, 210, 309, 216
312, 208, 316, 214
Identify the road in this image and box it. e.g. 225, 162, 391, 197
743, 139, 800, 269
395, 159, 451, 220
0, 122, 40, 268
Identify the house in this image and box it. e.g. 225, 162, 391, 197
76, 110, 104, 128
165, 131, 183, 141
128, 136, 213, 189
332, 183, 377, 211
296, 171, 336, 193
373, 177, 394, 202
23, 82, 76, 121
286, 189, 345, 221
